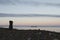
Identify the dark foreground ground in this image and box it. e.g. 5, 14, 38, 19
0, 28, 60, 40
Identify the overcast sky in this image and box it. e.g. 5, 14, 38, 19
0, 0, 60, 26
0, 0, 60, 15
0, 0, 60, 32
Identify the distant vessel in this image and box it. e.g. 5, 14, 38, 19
31, 25, 37, 27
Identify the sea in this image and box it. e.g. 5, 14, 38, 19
0, 17, 60, 32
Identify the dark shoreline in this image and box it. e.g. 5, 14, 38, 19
0, 28, 60, 40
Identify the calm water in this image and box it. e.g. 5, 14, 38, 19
0, 17, 60, 32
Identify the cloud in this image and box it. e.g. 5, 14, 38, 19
0, 13, 60, 17
0, 0, 60, 7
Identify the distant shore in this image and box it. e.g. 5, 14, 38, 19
1, 26, 60, 32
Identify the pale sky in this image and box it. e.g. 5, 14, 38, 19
0, 0, 60, 26
0, 0, 60, 15
0, 17, 60, 26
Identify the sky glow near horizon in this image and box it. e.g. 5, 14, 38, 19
0, 0, 60, 26
0, 17, 60, 26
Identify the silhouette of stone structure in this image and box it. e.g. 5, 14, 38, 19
9, 20, 13, 30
